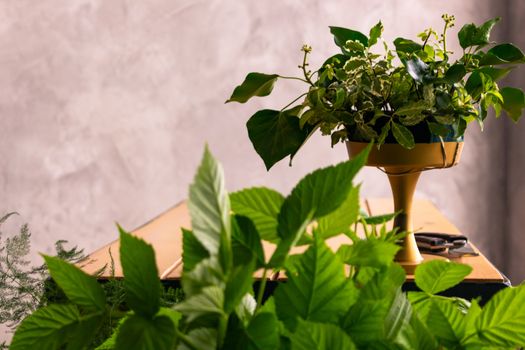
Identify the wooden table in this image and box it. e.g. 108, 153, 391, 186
81, 198, 508, 301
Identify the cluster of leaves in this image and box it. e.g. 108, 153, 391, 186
10, 146, 525, 349
227, 15, 525, 170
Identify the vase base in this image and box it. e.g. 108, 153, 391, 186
398, 253, 449, 274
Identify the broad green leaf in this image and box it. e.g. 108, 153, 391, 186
377, 122, 391, 146
179, 328, 217, 350
115, 314, 175, 350
345, 40, 365, 52
181, 257, 224, 296
384, 289, 413, 342
396, 312, 439, 350
226, 73, 279, 103
119, 229, 161, 318
240, 312, 281, 350
316, 185, 360, 239
342, 299, 390, 345
395, 100, 430, 118
501, 86, 525, 122
427, 122, 451, 137
369, 21, 384, 47
480, 43, 525, 65
444, 64, 467, 83
96, 315, 129, 350
394, 37, 422, 54
10, 304, 101, 350
475, 284, 525, 347
274, 235, 359, 329
247, 108, 309, 170
290, 321, 356, 350
329, 26, 369, 53
174, 285, 225, 323
235, 293, 257, 325
408, 291, 433, 323
182, 228, 209, 273
399, 114, 427, 126
427, 298, 466, 348
458, 17, 500, 49
361, 264, 406, 301
337, 239, 400, 268
269, 144, 370, 267
43, 255, 105, 311
392, 122, 415, 149
232, 215, 265, 267
230, 187, 284, 242
224, 256, 256, 313
188, 146, 232, 272
405, 57, 430, 84
414, 260, 472, 294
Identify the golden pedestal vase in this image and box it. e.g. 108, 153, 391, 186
346, 141, 464, 273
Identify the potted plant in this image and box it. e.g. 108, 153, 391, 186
9, 147, 525, 349
227, 14, 525, 268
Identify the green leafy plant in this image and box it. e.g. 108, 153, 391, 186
10, 146, 525, 349
227, 15, 525, 169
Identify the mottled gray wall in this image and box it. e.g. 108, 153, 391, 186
1, 0, 522, 339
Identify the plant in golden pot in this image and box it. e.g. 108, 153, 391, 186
227, 14, 525, 268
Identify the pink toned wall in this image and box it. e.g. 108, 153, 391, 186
1, 0, 523, 340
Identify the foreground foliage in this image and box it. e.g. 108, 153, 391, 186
10, 146, 525, 349
228, 15, 525, 169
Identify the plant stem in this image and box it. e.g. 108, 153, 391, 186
278, 75, 310, 84
255, 268, 269, 311
280, 92, 309, 112
300, 49, 316, 87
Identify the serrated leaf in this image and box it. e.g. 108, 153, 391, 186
501, 86, 525, 122
458, 18, 500, 49
182, 228, 209, 273
43, 255, 106, 311
119, 229, 161, 318
179, 328, 217, 350
316, 185, 360, 239
427, 298, 465, 348
480, 43, 525, 65
227, 73, 279, 103
392, 122, 415, 149
269, 144, 370, 267
10, 304, 101, 350
232, 215, 265, 267
247, 109, 309, 170
174, 286, 225, 323
475, 284, 525, 347
274, 235, 359, 329
115, 314, 175, 350
337, 239, 400, 268
342, 299, 390, 345
369, 21, 383, 47
224, 255, 256, 313
241, 312, 281, 350
414, 260, 472, 294
230, 187, 284, 242
290, 321, 356, 350
361, 264, 406, 301
188, 146, 232, 272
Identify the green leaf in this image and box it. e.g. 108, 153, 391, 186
427, 122, 451, 137
458, 17, 500, 49
10, 304, 101, 350
377, 122, 391, 146
361, 211, 398, 225
119, 228, 161, 318
395, 100, 430, 119
226, 72, 279, 103
384, 289, 412, 342
241, 312, 281, 350
480, 43, 525, 65
174, 286, 225, 323
181, 257, 224, 296
342, 299, 390, 345
414, 260, 472, 294
115, 314, 175, 350
405, 57, 430, 84
337, 239, 400, 268
394, 37, 422, 54
182, 228, 209, 273
269, 144, 370, 267
330, 26, 369, 53
232, 215, 265, 267
427, 298, 465, 348
475, 284, 525, 346
392, 122, 415, 149
180, 328, 217, 350
360, 264, 406, 301
188, 146, 232, 272
316, 185, 360, 239
230, 187, 284, 242
274, 235, 359, 329
369, 21, 383, 47
290, 321, 356, 350
501, 86, 525, 122
224, 256, 256, 313
247, 108, 309, 170
444, 64, 467, 83
43, 255, 106, 311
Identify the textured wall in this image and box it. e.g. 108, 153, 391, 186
1, 0, 521, 339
